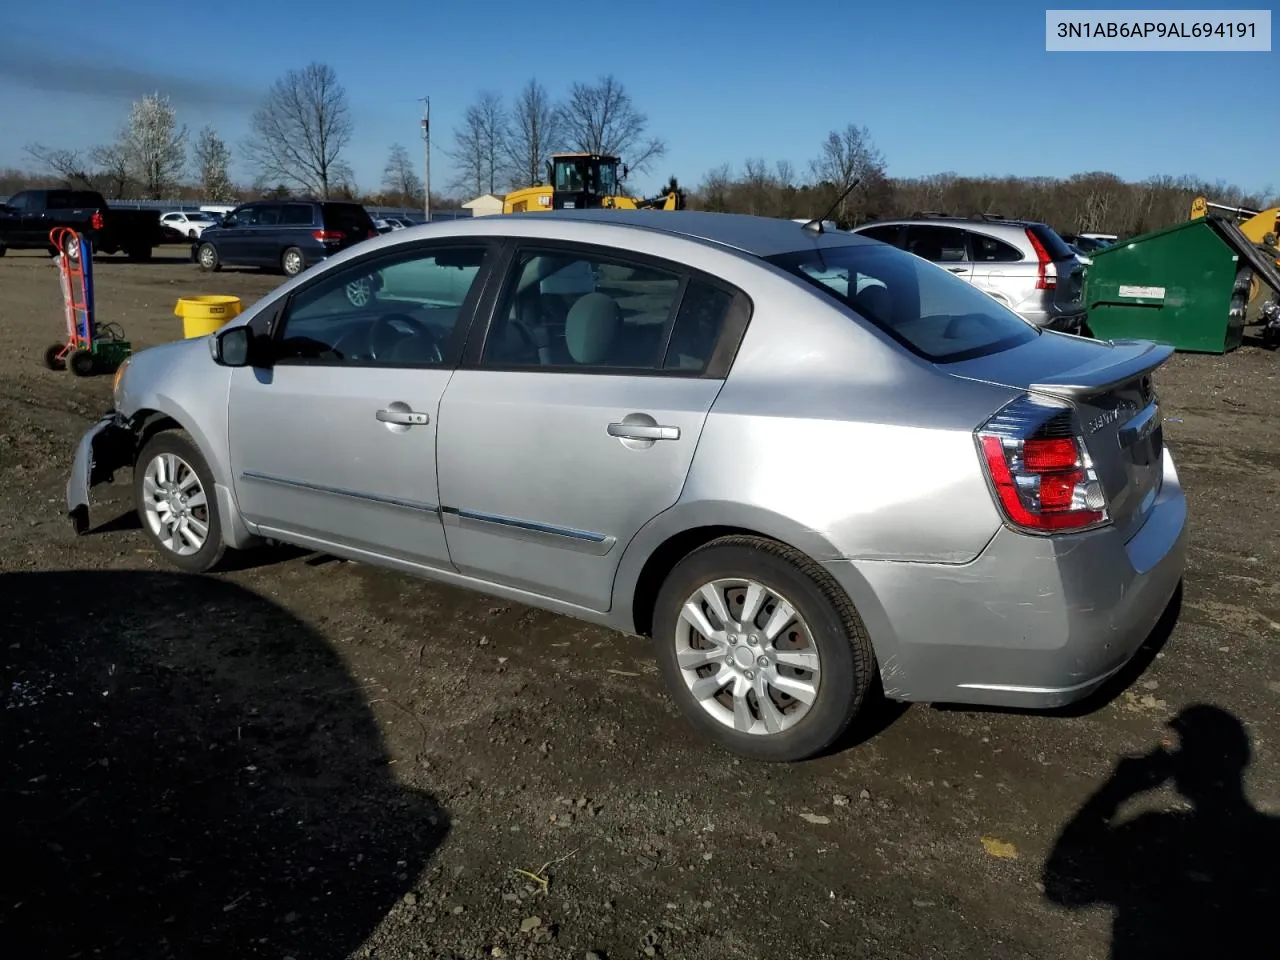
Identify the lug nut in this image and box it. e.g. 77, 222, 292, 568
745, 670, 755, 680
757, 656, 768, 667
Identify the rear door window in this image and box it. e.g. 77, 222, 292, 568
281, 203, 315, 226
904, 225, 970, 263
255, 204, 283, 226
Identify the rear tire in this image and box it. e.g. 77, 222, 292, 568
652, 535, 876, 762
281, 246, 304, 277
133, 430, 226, 574
69, 350, 96, 377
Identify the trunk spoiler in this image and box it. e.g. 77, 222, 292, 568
1029, 339, 1175, 399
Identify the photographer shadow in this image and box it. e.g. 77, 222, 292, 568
1042, 704, 1280, 958
0, 569, 448, 960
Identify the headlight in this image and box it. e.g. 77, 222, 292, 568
112, 357, 131, 409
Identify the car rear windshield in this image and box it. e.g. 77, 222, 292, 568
322, 202, 374, 236
766, 241, 1039, 363
1027, 223, 1076, 261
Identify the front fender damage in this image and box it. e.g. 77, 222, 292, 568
66, 411, 136, 535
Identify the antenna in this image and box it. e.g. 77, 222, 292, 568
802, 177, 862, 234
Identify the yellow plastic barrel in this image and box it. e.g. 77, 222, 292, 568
174, 295, 242, 339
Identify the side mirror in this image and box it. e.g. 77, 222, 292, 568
210, 325, 255, 367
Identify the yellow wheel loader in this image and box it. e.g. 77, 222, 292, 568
503, 153, 685, 214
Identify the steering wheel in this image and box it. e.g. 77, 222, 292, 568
367, 313, 442, 363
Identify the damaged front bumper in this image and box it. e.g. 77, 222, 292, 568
66, 411, 136, 535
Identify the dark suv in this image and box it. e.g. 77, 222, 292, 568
192, 200, 377, 277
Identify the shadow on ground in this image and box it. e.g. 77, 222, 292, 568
1043, 703, 1280, 958
0, 570, 449, 959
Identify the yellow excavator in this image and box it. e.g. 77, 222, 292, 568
1190, 195, 1280, 344
1189, 195, 1280, 297
503, 152, 684, 214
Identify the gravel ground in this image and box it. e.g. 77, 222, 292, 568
1, 250, 1278, 960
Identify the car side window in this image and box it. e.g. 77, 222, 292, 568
482, 248, 730, 373
280, 203, 314, 226
274, 245, 492, 367
255, 204, 282, 226
857, 224, 903, 246
969, 231, 1023, 263
904, 225, 969, 263
232, 206, 259, 228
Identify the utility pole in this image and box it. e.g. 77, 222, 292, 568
420, 97, 431, 223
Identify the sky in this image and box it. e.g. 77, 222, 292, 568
1, 1, 1276, 198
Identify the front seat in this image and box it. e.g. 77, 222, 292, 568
564, 292, 621, 365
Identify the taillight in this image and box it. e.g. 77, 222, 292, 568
312, 229, 344, 242
91, 211, 104, 230
976, 396, 1109, 534
367, 228, 377, 239
1025, 228, 1057, 290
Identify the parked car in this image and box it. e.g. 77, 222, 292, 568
67, 210, 1187, 762
1062, 233, 1115, 254
192, 199, 377, 277
160, 210, 219, 239
0, 188, 163, 260
848, 214, 1088, 334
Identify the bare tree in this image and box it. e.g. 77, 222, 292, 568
505, 78, 562, 189
557, 75, 665, 176
242, 63, 354, 198
447, 91, 507, 197
89, 143, 132, 199
111, 92, 187, 199
380, 143, 422, 206
194, 125, 235, 202
808, 123, 888, 225
22, 143, 93, 187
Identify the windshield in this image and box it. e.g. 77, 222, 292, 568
554, 159, 585, 192
767, 242, 1039, 363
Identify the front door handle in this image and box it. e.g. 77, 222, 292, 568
608, 422, 680, 441
946, 266, 968, 274
376, 408, 430, 426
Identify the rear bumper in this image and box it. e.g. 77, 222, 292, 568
827, 447, 1188, 708
66, 411, 135, 534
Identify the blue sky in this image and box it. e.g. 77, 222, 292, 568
1, 1, 1276, 197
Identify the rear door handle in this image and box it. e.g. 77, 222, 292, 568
376, 408, 430, 426
608, 422, 680, 441
946, 266, 968, 274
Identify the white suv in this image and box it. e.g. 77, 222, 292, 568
849, 214, 1088, 333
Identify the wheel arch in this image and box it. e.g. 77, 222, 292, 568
615, 500, 854, 638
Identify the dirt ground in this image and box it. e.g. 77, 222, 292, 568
1, 249, 1278, 960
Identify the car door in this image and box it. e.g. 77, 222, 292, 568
227, 239, 500, 568
903, 224, 974, 283
244, 202, 283, 267
966, 229, 1028, 308
214, 204, 255, 262
435, 241, 748, 611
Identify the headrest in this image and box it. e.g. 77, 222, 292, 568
564, 292, 621, 364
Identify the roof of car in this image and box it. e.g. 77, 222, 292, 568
494, 209, 874, 257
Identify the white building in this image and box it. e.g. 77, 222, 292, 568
463, 193, 505, 217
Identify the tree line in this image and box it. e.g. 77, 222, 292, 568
6, 60, 1274, 237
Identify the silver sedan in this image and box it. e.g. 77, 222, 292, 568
66, 210, 1188, 762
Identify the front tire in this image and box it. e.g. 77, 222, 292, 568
652, 535, 876, 762
134, 431, 226, 574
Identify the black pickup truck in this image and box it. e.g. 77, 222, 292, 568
0, 189, 164, 260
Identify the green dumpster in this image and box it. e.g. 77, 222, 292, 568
1083, 216, 1280, 353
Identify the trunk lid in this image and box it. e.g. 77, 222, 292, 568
945, 334, 1173, 541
